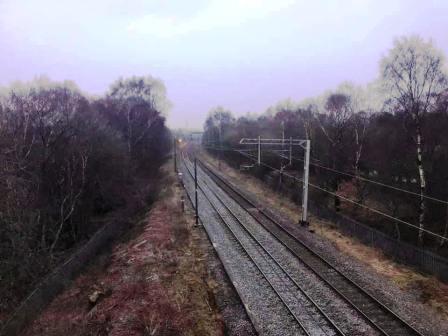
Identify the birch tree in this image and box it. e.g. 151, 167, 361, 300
106, 76, 170, 163
381, 35, 448, 245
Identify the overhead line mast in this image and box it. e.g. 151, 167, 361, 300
239, 137, 311, 226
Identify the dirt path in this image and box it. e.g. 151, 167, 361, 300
23, 161, 254, 336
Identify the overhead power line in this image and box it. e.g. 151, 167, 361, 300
207, 146, 448, 242
236, 149, 303, 182
266, 149, 448, 206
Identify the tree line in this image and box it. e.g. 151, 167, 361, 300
0, 76, 171, 316
203, 36, 448, 253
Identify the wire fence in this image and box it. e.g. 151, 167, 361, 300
0, 218, 127, 336
311, 199, 448, 281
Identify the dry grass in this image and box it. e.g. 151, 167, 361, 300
201, 151, 302, 222
201, 151, 448, 321
315, 222, 448, 320
23, 160, 224, 336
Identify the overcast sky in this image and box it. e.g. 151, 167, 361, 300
1, 0, 447, 129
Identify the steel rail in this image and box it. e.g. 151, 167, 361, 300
184, 157, 346, 336
180, 156, 312, 336
197, 158, 425, 336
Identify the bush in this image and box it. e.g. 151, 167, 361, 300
0, 76, 171, 318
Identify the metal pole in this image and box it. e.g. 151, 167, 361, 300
300, 140, 310, 226
194, 158, 199, 225
218, 123, 222, 170
289, 137, 292, 166
174, 138, 177, 172
258, 135, 261, 165
281, 121, 285, 145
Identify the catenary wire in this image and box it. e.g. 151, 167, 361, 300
204, 145, 448, 242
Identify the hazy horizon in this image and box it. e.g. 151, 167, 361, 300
1, 0, 448, 129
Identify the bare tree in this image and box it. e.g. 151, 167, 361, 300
0, 76, 171, 317
314, 93, 354, 174
204, 106, 235, 145
106, 76, 170, 163
381, 35, 448, 245
351, 111, 368, 175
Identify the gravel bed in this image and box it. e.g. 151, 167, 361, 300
203, 160, 448, 336
180, 176, 256, 335
180, 161, 305, 336
197, 164, 380, 336
198, 176, 337, 336
194, 225, 257, 336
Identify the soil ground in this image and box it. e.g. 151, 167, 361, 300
200, 150, 448, 323
23, 160, 255, 336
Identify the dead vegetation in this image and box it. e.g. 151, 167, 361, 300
200, 150, 448, 322
0, 77, 171, 321
315, 222, 448, 320
23, 161, 224, 336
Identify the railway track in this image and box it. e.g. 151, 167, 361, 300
180, 155, 309, 335
194, 157, 425, 336
181, 156, 344, 336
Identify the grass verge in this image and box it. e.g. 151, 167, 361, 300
23, 160, 224, 336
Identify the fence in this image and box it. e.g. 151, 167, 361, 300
0, 217, 129, 336
311, 200, 448, 281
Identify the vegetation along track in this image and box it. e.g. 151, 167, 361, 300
182, 155, 343, 336
194, 156, 425, 336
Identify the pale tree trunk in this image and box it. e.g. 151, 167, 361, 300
416, 125, 426, 246
50, 154, 88, 254
441, 203, 448, 247
395, 223, 401, 241
353, 123, 366, 203
354, 126, 364, 176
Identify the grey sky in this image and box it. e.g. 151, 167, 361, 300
1, 0, 447, 129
